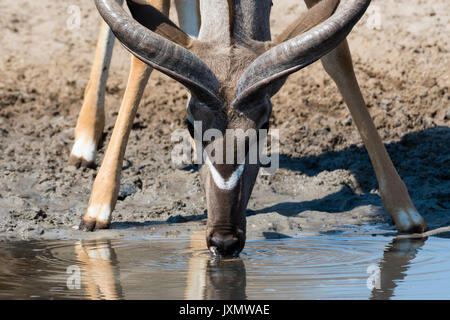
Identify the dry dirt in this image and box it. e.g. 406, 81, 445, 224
0, 0, 448, 241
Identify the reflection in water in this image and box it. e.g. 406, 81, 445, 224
74, 234, 428, 300
0, 241, 52, 299
204, 259, 247, 300
371, 237, 426, 300
185, 231, 246, 299
2, 233, 450, 299
75, 240, 123, 300
75, 232, 246, 300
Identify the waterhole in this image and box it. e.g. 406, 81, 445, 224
1, 233, 449, 299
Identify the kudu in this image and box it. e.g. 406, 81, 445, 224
77, 0, 428, 257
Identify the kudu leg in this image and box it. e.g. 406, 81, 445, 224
174, 0, 201, 38
317, 40, 427, 233
79, 0, 193, 230
80, 56, 152, 230
68, 16, 120, 168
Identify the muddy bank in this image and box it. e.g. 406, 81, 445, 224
0, 0, 448, 241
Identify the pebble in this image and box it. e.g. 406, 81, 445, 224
118, 183, 137, 200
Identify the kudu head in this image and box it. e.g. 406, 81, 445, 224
96, 0, 370, 256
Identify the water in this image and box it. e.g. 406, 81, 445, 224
1, 233, 450, 299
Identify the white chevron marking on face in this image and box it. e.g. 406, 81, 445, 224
205, 156, 245, 190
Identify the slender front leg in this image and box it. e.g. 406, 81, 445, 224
317, 40, 427, 233
304, 0, 426, 233
79, 0, 196, 230
69, 1, 123, 168
80, 56, 152, 230
174, 0, 201, 37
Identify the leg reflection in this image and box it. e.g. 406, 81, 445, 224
75, 240, 123, 300
371, 237, 426, 300
185, 231, 247, 300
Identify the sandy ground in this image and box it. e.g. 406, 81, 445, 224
0, 0, 448, 241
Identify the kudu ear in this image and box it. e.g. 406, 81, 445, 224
96, 0, 222, 109
233, 0, 369, 107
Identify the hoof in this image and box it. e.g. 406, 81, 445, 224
398, 222, 428, 234
94, 220, 111, 230
68, 155, 96, 169
79, 218, 97, 232
394, 208, 428, 234
79, 218, 111, 231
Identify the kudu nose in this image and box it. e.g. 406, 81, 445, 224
208, 234, 241, 257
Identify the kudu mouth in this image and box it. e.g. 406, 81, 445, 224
206, 228, 246, 258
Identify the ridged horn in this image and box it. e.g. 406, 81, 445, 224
95, 0, 222, 108
234, 0, 370, 106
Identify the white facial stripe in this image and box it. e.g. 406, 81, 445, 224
206, 156, 245, 190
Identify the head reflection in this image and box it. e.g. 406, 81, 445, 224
185, 231, 247, 300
